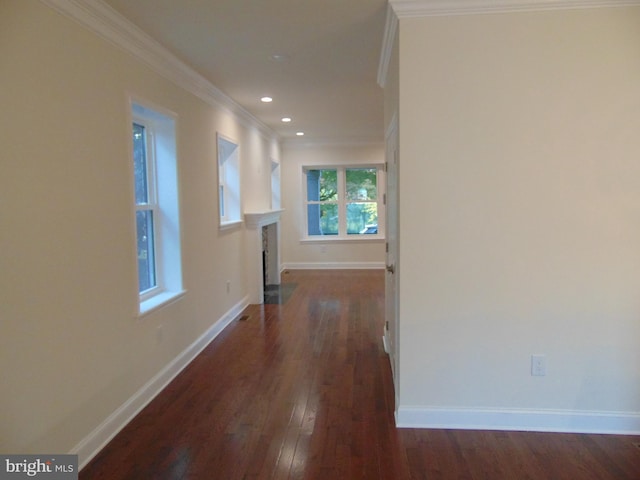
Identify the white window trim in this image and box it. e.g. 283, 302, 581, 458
300, 236, 386, 244
139, 290, 186, 318
219, 152, 226, 222
217, 133, 243, 227
271, 158, 281, 211
219, 219, 243, 231
130, 99, 185, 317
302, 164, 386, 241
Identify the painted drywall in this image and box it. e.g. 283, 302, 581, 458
397, 7, 640, 425
281, 144, 386, 268
383, 22, 399, 137
0, 0, 277, 456
383, 23, 401, 405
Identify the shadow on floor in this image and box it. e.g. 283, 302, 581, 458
264, 283, 297, 305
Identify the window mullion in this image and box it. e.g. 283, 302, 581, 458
337, 167, 346, 237
146, 127, 159, 292
147, 128, 164, 290
151, 203, 162, 292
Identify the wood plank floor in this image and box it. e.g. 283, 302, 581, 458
80, 270, 640, 479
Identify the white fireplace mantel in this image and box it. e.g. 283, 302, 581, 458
244, 209, 284, 229
244, 209, 283, 304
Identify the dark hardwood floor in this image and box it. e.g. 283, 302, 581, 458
80, 270, 640, 479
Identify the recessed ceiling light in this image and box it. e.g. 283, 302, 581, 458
296, 132, 305, 136
261, 96, 273, 103
281, 117, 292, 123
271, 53, 290, 62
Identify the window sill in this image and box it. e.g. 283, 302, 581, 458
300, 236, 385, 244
139, 289, 186, 318
219, 220, 243, 231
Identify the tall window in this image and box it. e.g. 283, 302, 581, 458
133, 122, 157, 293
132, 102, 183, 314
304, 166, 384, 238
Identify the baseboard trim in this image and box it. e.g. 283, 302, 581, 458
382, 334, 390, 354
72, 295, 249, 469
396, 406, 640, 435
282, 262, 385, 270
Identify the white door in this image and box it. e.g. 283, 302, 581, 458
384, 117, 399, 403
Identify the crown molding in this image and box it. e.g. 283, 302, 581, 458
390, 0, 640, 17
39, 0, 277, 141
377, 3, 399, 88
379, 0, 639, 86
282, 136, 384, 149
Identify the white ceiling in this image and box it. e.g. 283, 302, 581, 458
102, 0, 389, 144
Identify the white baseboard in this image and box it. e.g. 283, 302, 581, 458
282, 262, 385, 270
382, 334, 390, 354
72, 295, 249, 469
395, 406, 640, 435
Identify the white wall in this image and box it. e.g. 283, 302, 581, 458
0, 0, 277, 460
397, 7, 640, 431
281, 143, 386, 269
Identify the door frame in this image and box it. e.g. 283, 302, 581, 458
384, 113, 399, 409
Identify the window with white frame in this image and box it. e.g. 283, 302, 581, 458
133, 121, 157, 293
132, 102, 183, 314
304, 166, 384, 239
217, 134, 241, 226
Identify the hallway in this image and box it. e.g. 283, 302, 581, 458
80, 270, 640, 479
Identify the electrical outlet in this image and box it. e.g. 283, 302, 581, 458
531, 354, 546, 376
226, 280, 231, 294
